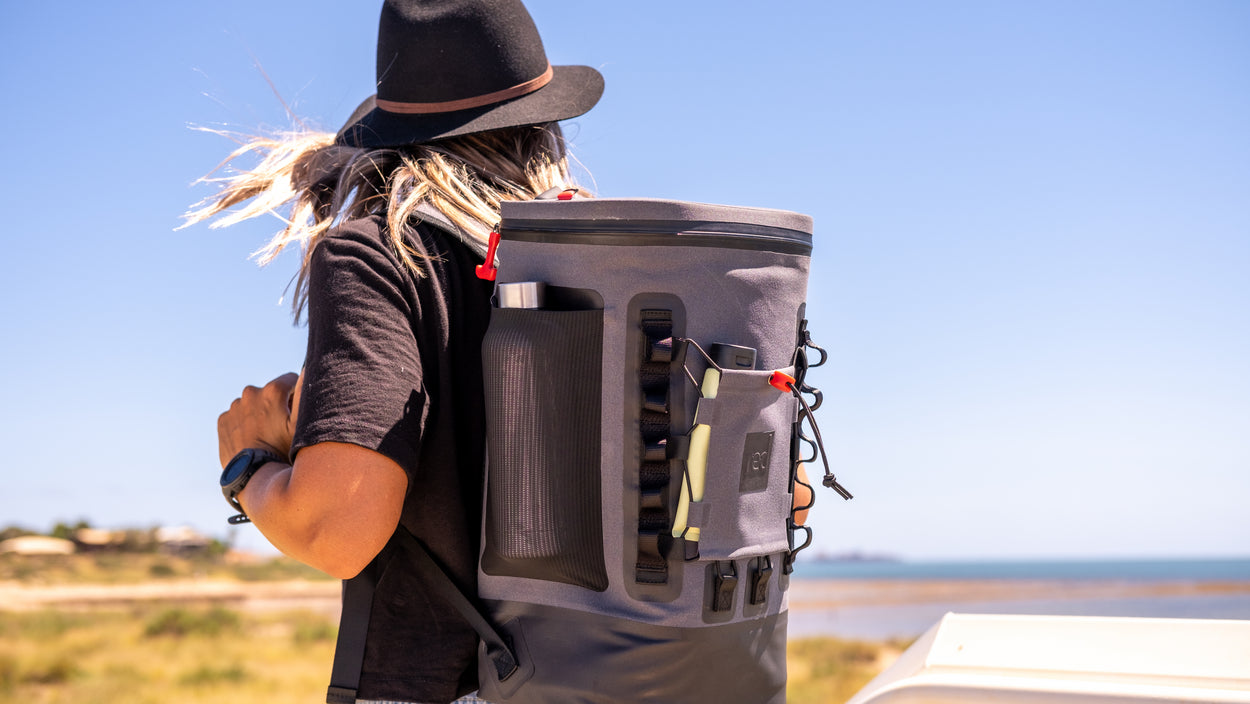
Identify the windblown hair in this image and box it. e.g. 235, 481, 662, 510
183, 123, 575, 318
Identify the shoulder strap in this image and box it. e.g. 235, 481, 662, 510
415, 203, 490, 259
325, 527, 519, 704
326, 567, 377, 703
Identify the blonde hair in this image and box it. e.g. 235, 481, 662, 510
183, 123, 575, 318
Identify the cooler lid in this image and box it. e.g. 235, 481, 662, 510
499, 198, 813, 255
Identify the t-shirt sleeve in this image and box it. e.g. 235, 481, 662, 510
290, 225, 427, 480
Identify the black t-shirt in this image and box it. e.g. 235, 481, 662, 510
291, 213, 494, 703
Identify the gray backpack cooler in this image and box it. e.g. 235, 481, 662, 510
473, 196, 848, 703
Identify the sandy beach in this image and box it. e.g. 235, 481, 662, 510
0, 578, 343, 618
786, 577, 1250, 639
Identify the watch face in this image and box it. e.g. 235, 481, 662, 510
221, 451, 254, 486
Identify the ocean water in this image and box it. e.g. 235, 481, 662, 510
792, 557, 1250, 581
787, 557, 1250, 640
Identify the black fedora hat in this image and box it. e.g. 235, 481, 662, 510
336, 0, 604, 148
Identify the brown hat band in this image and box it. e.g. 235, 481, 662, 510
376, 64, 554, 115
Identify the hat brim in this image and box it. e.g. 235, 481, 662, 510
335, 64, 603, 148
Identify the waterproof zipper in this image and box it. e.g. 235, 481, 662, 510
499, 221, 813, 255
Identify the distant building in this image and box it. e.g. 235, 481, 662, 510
0, 536, 76, 555
73, 527, 123, 552
1, 526, 215, 556
155, 526, 212, 556
71, 527, 151, 552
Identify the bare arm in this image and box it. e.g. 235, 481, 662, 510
219, 372, 408, 579
238, 443, 407, 579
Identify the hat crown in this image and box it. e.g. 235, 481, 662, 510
336, 0, 603, 147
376, 0, 550, 105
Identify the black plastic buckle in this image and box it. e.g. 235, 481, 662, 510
750, 556, 773, 606
711, 560, 739, 613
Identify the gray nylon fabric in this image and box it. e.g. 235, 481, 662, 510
692, 368, 797, 561
476, 199, 812, 702
480, 240, 808, 622
685, 500, 709, 530
477, 602, 789, 704
414, 203, 489, 258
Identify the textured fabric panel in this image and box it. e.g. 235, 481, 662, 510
479, 308, 608, 591
477, 602, 788, 704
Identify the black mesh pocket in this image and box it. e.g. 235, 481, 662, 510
480, 307, 608, 591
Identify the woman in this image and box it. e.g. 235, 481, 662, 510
186, 1, 603, 702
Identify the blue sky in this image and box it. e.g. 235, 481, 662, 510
0, 1, 1246, 560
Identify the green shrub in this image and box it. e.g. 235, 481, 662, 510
0, 610, 84, 641
0, 654, 16, 692
22, 656, 81, 684
230, 557, 333, 582
143, 607, 240, 638
179, 664, 250, 686
294, 619, 337, 644
148, 562, 178, 578
787, 636, 886, 704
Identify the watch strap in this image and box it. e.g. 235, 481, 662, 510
221, 448, 283, 522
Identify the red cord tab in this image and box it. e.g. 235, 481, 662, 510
556, 187, 579, 200
475, 226, 502, 281
769, 370, 796, 392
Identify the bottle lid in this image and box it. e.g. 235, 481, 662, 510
497, 281, 546, 309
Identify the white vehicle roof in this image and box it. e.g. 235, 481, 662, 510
847, 613, 1250, 703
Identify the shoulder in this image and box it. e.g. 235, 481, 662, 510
305, 213, 488, 323
311, 215, 401, 272
311, 213, 472, 277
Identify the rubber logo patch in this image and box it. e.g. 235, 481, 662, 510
739, 431, 774, 493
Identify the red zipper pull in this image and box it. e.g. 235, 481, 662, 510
768, 370, 797, 393
475, 224, 501, 281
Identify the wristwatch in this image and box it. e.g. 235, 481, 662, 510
220, 448, 283, 524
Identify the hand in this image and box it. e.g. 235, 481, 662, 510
792, 463, 813, 526
218, 372, 300, 467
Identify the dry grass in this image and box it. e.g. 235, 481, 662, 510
0, 606, 336, 704
0, 604, 897, 704
786, 636, 909, 704
0, 552, 334, 585
0, 604, 898, 704
0, 554, 900, 703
